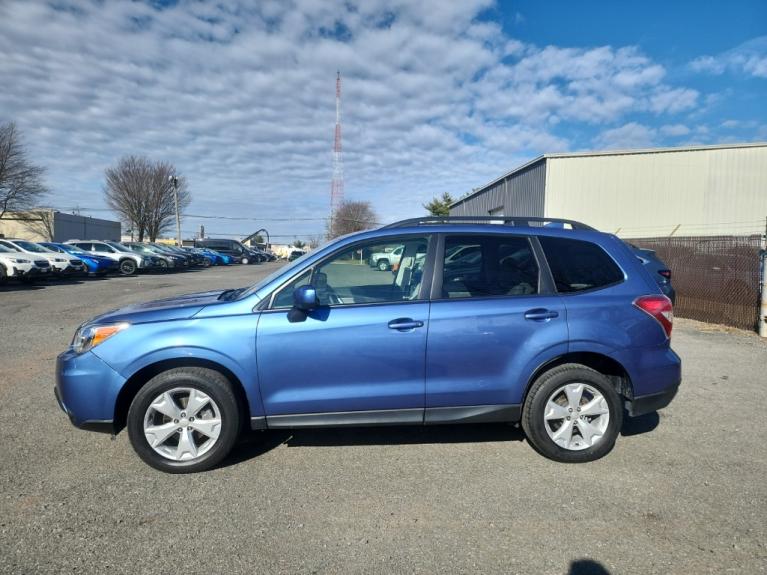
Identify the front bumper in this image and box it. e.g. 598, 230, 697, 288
55, 348, 126, 433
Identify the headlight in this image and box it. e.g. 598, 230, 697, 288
13, 258, 30, 263
72, 323, 129, 354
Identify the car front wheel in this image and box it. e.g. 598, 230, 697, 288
119, 258, 137, 275
377, 259, 390, 271
127, 367, 241, 473
522, 364, 622, 463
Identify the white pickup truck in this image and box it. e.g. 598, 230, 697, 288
368, 246, 403, 271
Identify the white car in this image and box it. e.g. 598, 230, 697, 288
0, 238, 85, 276
0, 244, 52, 282
369, 246, 403, 271
66, 240, 158, 275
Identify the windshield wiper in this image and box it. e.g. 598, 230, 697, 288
217, 288, 243, 301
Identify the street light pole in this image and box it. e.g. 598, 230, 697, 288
170, 175, 181, 247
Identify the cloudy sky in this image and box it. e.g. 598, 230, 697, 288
1, 0, 765, 241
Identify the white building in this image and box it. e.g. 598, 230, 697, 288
450, 142, 767, 238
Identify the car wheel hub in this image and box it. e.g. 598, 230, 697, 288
143, 387, 222, 462
543, 383, 610, 451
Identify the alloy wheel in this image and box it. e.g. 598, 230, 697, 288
543, 383, 610, 451
143, 387, 222, 461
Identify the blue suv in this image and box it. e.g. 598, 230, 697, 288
55, 217, 680, 473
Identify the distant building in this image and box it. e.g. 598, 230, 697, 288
450, 142, 767, 238
0, 209, 120, 242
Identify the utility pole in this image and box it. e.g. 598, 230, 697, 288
330, 71, 344, 237
170, 175, 181, 246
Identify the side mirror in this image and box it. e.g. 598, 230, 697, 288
293, 285, 318, 311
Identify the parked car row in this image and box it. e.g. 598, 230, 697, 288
0, 236, 277, 284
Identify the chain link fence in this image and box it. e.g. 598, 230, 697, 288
630, 235, 765, 331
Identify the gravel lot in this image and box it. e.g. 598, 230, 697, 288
1, 264, 765, 574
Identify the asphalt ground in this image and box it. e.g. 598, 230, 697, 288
1, 263, 765, 574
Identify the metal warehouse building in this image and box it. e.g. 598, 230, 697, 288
450, 142, 767, 238
0, 210, 120, 242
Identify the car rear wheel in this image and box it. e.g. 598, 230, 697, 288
127, 367, 241, 473
119, 258, 137, 275
522, 364, 622, 463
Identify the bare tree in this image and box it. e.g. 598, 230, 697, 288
18, 209, 54, 241
104, 156, 190, 242
104, 155, 152, 241
327, 200, 379, 239
307, 234, 324, 249
145, 162, 189, 242
0, 122, 47, 219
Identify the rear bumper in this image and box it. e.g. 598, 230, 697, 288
626, 383, 679, 417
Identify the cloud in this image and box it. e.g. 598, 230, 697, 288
0, 0, 709, 237
691, 36, 767, 79
593, 122, 656, 150
659, 124, 691, 137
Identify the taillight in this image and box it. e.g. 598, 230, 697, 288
658, 269, 671, 279
634, 294, 673, 338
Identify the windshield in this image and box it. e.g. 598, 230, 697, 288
14, 240, 51, 253
106, 241, 132, 253
236, 237, 337, 300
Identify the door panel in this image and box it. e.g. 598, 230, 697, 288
426, 297, 567, 407
257, 302, 429, 415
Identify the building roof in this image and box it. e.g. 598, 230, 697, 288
451, 141, 767, 208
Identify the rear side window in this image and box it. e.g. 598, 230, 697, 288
441, 235, 538, 299
539, 236, 624, 293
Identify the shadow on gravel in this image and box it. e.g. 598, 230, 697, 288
621, 411, 660, 437
220, 424, 525, 469
568, 559, 611, 574
221, 414, 661, 469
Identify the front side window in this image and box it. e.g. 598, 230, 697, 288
539, 236, 624, 293
271, 236, 429, 309
92, 243, 113, 253
441, 235, 538, 299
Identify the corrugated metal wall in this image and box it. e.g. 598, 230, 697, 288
450, 159, 546, 217
544, 146, 767, 237
53, 212, 121, 242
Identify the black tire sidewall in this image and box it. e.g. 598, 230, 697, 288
523, 365, 623, 463
127, 368, 241, 473
120, 259, 137, 275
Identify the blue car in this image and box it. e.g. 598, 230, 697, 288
41, 242, 119, 276
55, 217, 680, 473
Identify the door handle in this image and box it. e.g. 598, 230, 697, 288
388, 318, 424, 331
524, 308, 559, 321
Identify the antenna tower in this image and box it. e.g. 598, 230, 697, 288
330, 71, 344, 229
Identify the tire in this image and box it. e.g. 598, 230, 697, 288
158, 259, 169, 271
0, 264, 6, 284
522, 363, 622, 463
119, 258, 137, 275
377, 259, 390, 272
241, 256, 249, 265
202, 258, 212, 268
127, 367, 241, 473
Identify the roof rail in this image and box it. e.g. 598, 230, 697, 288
382, 216, 596, 231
